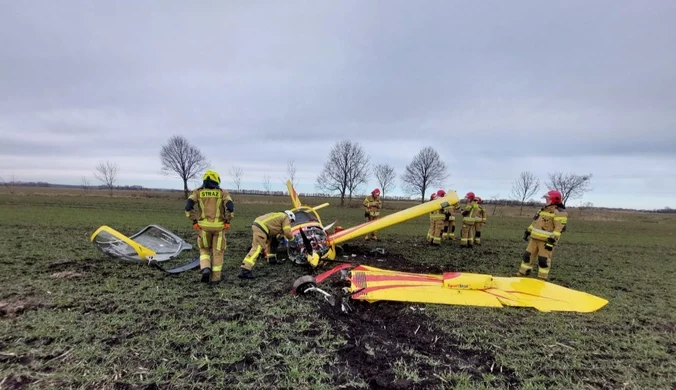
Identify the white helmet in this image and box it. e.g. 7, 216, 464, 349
284, 210, 295, 221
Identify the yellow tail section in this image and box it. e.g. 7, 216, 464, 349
286, 180, 302, 209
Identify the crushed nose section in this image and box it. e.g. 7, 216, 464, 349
90, 225, 193, 263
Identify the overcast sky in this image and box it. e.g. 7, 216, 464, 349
1, 1, 674, 209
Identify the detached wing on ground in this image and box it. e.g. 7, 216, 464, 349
327, 191, 461, 246
90, 225, 193, 263
342, 265, 608, 313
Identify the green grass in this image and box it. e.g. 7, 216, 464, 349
1, 193, 675, 389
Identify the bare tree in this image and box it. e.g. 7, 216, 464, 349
228, 166, 244, 190
489, 193, 500, 215
0, 174, 17, 195
93, 161, 119, 196
263, 174, 272, 193
579, 201, 594, 216
159, 135, 210, 199
400, 146, 449, 203
286, 159, 298, 188
546, 172, 593, 206
511, 171, 541, 215
81, 176, 92, 193
373, 163, 396, 200
315, 140, 370, 206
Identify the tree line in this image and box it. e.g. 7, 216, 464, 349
26, 135, 627, 211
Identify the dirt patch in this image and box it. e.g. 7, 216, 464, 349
306, 245, 521, 389
50, 271, 85, 279
0, 298, 52, 318
318, 299, 519, 389
0, 374, 36, 390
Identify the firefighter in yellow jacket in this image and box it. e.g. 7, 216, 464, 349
441, 194, 460, 241
473, 196, 487, 245
517, 190, 568, 280
363, 188, 382, 240
239, 210, 296, 279
426, 191, 446, 246
460, 192, 479, 248
184, 170, 234, 285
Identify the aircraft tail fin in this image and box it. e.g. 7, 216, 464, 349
286, 180, 302, 209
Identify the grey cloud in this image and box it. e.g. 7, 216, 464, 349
1, 1, 675, 208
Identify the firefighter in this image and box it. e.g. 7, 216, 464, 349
426, 191, 445, 246
473, 196, 487, 245
517, 190, 568, 280
441, 191, 460, 241
460, 192, 479, 248
184, 170, 234, 285
239, 210, 296, 279
363, 188, 382, 240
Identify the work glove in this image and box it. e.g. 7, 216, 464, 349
192, 220, 200, 230
523, 230, 530, 241
364, 211, 369, 218
545, 237, 555, 251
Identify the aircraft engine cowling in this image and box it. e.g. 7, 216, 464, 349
288, 226, 329, 265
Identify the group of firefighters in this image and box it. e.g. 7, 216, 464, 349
424, 190, 487, 247
185, 170, 568, 284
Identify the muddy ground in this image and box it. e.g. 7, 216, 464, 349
288, 244, 521, 389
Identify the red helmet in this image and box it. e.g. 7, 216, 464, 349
372, 188, 380, 196
430, 193, 437, 200
476, 196, 482, 204
436, 189, 446, 197
544, 190, 562, 204
465, 191, 475, 200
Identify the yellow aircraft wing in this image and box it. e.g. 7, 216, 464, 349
346, 265, 608, 313
328, 191, 460, 245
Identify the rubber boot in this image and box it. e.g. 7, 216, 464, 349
200, 267, 211, 283
238, 268, 254, 279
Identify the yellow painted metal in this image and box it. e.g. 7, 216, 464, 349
311, 202, 330, 211
89, 225, 157, 261
327, 190, 461, 246
347, 265, 608, 313
286, 180, 302, 209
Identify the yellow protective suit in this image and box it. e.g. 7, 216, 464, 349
185, 185, 234, 283
363, 194, 382, 240
518, 203, 568, 280
241, 212, 294, 271
460, 200, 480, 247
473, 204, 487, 245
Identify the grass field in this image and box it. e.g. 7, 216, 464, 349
1, 188, 675, 389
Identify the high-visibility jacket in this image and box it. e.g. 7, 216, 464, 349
253, 212, 294, 240
461, 201, 480, 224
477, 205, 487, 223
363, 195, 382, 217
430, 209, 446, 221
527, 204, 568, 241
442, 203, 459, 221
185, 186, 234, 229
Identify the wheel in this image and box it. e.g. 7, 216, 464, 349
292, 275, 317, 295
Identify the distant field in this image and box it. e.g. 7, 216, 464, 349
1, 189, 675, 389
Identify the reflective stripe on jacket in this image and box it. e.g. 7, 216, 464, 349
527, 204, 568, 241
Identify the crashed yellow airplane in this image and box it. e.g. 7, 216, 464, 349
292, 264, 609, 313
284, 180, 461, 266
